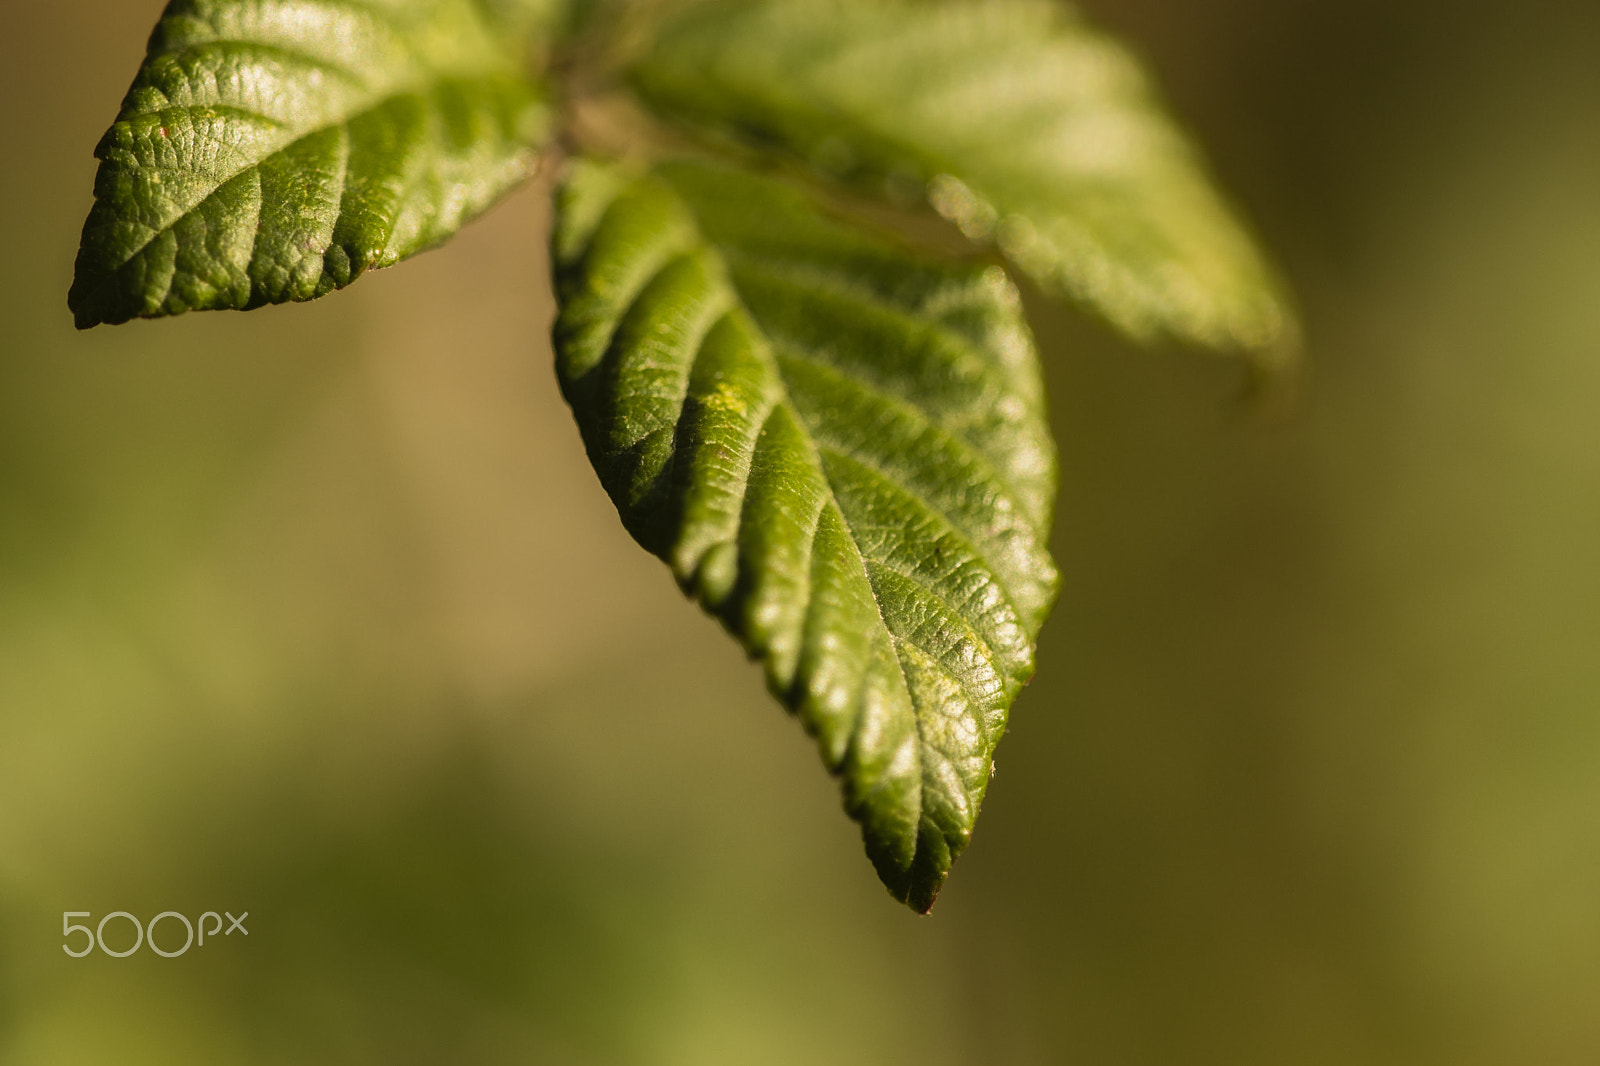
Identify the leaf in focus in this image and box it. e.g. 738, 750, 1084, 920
69, 0, 551, 329
631, 0, 1297, 359
550, 157, 1059, 912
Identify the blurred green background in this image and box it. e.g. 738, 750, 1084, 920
3, 1, 1599, 1062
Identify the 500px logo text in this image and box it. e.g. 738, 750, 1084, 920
62, 910, 249, 958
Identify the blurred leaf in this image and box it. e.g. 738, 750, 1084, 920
550, 157, 1059, 911
68, 0, 551, 329
632, 0, 1296, 358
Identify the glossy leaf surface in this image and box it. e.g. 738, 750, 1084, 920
633, 0, 1296, 357
551, 158, 1059, 911
69, 0, 550, 328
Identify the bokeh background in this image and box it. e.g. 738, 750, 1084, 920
4, 0, 1599, 1062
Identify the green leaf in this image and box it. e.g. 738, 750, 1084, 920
551, 157, 1059, 912
69, 0, 551, 329
631, 0, 1297, 358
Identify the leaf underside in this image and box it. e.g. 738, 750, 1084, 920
632, 0, 1296, 358
69, 0, 550, 329
551, 158, 1059, 912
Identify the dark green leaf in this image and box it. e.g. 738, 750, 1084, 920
632, 0, 1297, 359
551, 157, 1058, 911
69, 0, 551, 329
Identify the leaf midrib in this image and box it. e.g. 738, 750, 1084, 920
748, 316, 1007, 863
644, 190, 1032, 765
